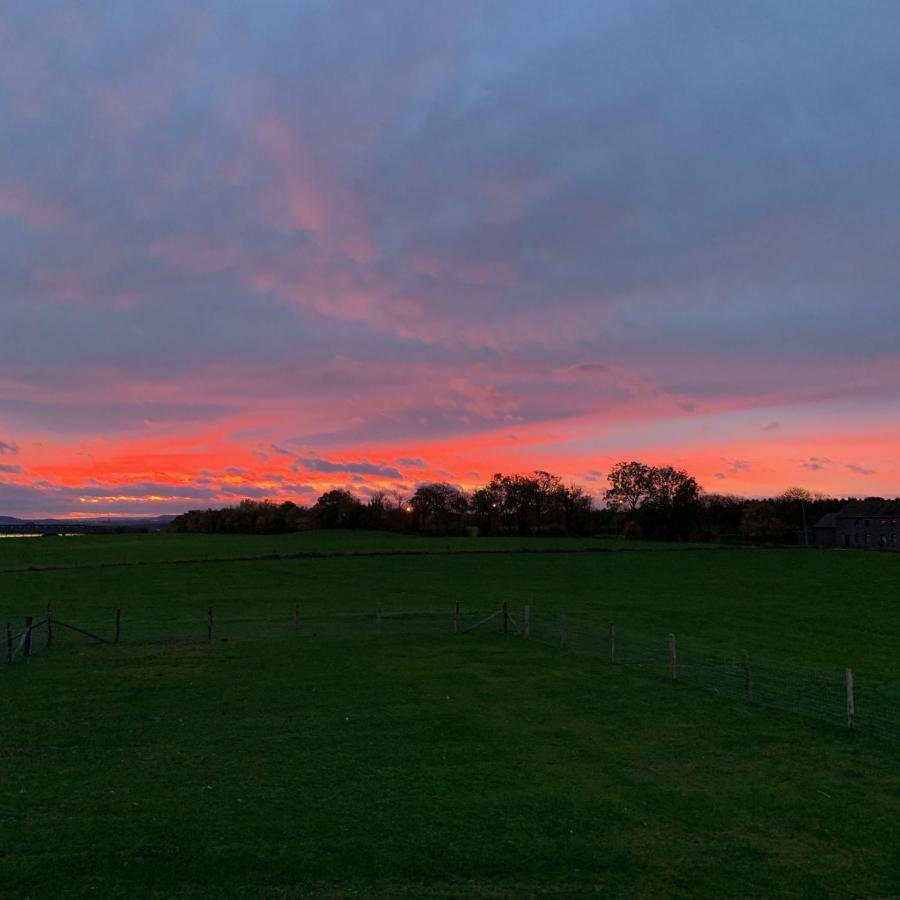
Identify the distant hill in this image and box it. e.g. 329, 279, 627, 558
64, 515, 178, 527
0, 515, 177, 529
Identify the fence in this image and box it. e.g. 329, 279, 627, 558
7, 601, 900, 744
3, 604, 455, 668
458, 601, 900, 743
6, 616, 49, 665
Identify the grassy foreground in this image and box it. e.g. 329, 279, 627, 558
2, 532, 900, 898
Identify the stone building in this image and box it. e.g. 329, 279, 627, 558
814, 499, 900, 550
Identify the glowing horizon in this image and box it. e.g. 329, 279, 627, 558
1, 2, 899, 518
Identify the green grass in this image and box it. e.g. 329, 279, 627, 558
0, 530, 702, 572
2, 532, 900, 897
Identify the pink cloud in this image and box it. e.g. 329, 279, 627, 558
0, 183, 67, 230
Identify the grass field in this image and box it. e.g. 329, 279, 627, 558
2, 532, 900, 898
0, 530, 704, 571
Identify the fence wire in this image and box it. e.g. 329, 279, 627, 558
3, 607, 457, 665
7, 603, 900, 744
510, 607, 898, 739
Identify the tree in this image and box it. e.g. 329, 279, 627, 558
641, 466, 701, 540
561, 483, 593, 535
740, 502, 786, 543
698, 493, 746, 540
604, 461, 653, 511
644, 466, 700, 510
778, 487, 815, 503
312, 489, 362, 528
471, 484, 502, 533
604, 461, 701, 540
168, 499, 309, 534
360, 493, 388, 530
476, 471, 582, 535
776, 487, 814, 546
409, 483, 469, 533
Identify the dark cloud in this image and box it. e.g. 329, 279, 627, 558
721, 458, 752, 473
0, 478, 217, 518
293, 457, 403, 479
0, 441, 18, 455
396, 457, 426, 468
0, 397, 237, 434
570, 364, 612, 376
0, 473, 318, 518
799, 457, 833, 471
846, 464, 875, 476
1, 2, 898, 385
0, 464, 22, 473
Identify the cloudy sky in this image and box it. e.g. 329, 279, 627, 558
1, 1, 899, 517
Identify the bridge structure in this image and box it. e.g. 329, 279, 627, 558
0, 522, 94, 536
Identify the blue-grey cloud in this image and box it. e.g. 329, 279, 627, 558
396, 457, 426, 468
800, 457, 833, 471
293, 457, 403, 479
0, 474, 318, 518
721, 458, 752, 473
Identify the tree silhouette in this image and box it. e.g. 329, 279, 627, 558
604, 461, 653, 511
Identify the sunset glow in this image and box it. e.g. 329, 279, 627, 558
1, 3, 898, 518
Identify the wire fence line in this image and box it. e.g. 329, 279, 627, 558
457, 602, 900, 742
2, 605, 460, 668
6, 601, 900, 744
6, 617, 49, 664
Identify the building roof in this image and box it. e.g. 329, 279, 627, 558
814, 512, 839, 529
836, 499, 900, 519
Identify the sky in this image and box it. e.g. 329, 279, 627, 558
1, 0, 899, 518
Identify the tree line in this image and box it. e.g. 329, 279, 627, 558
168, 461, 848, 544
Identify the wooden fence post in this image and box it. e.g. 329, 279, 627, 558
454, 600, 459, 635
609, 623, 615, 663
23, 616, 33, 658
846, 668, 855, 729
523, 605, 530, 639
6, 622, 11, 664
502, 601, 508, 636
668, 633, 677, 680
207, 607, 213, 643
560, 614, 567, 648
115, 608, 121, 644
742, 650, 752, 702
